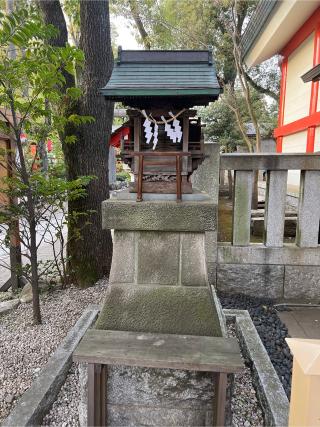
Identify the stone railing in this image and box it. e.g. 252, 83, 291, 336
220, 153, 320, 248
216, 152, 320, 300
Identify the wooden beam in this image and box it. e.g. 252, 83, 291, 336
213, 372, 228, 426
87, 364, 107, 427
73, 329, 243, 373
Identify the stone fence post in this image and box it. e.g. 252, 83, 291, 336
108, 146, 116, 185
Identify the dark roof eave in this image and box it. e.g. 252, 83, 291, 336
101, 88, 222, 97
241, 0, 279, 60
301, 64, 320, 83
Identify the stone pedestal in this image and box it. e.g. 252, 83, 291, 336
95, 193, 226, 426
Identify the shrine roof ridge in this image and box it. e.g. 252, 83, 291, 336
117, 49, 214, 64
101, 48, 222, 106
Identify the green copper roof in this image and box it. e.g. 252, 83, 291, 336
101, 49, 221, 107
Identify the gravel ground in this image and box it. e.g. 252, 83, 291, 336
43, 363, 81, 427
228, 322, 264, 427
0, 280, 107, 423
219, 292, 292, 398
43, 323, 264, 427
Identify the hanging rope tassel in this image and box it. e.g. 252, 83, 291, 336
169, 111, 182, 143
140, 109, 185, 148
161, 115, 176, 143
152, 123, 159, 150
142, 110, 153, 145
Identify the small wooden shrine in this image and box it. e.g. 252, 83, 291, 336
74, 49, 241, 427
102, 48, 221, 200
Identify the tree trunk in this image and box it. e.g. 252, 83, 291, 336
6, 0, 23, 291
11, 114, 42, 323
38, 0, 114, 286
29, 210, 41, 324
128, 0, 151, 49
68, 0, 114, 286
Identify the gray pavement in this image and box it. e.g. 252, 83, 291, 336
278, 308, 320, 339
0, 216, 67, 287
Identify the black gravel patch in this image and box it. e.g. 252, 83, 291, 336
219, 292, 292, 398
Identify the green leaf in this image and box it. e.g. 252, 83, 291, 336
66, 87, 82, 100
65, 135, 77, 144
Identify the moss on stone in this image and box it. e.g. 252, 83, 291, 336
102, 199, 217, 232
95, 284, 223, 337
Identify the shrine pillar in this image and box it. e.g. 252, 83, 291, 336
94, 193, 227, 426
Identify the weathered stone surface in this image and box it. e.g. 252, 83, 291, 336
110, 231, 135, 283
107, 365, 214, 406
192, 142, 220, 203
207, 262, 217, 286
284, 266, 320, 300
137, 232, 180, 285
78, 364, 88, 427
181, 233, 207, 286
296, 170, 320, 248
114, 188, 210, 201
102, 199, 216, 232
110, 230, 214, 287
107, 403, 211, 426
264, 170, 288, 247
224, 310, 289, 427
95, 284, 223, 337
97, 193, 226, 426
217, 264, 284, 298
205, 231, 217, 264
218, 243, 320, 266
221, 152, 320, 171
106, 364, 214, 426
0, 298, 20, 315
20, 283, 33, 303
109, 146, 116, 185
205, 231, 217, 285
232, 171, 253, 246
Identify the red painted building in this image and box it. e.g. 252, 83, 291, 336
242, 1, 320, 188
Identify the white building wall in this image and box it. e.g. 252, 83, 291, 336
283, 33, 314, 125
282, 131, 309, 192
314, 126, 320, 152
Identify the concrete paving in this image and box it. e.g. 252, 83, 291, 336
278, 308, 320, 339
0, 223, 67, 288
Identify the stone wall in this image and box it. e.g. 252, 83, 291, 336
216, 244, 320, 300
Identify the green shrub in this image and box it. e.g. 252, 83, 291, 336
116, 171, 131, 182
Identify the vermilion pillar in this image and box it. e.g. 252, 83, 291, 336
306, 26, 320, 152
277, 57, 288, 153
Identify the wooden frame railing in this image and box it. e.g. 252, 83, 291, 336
125, 151, 191, 202
74, 329, 243, 427
220, 153, 320, 248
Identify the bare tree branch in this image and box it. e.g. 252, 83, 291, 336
245, 70, 279, 101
